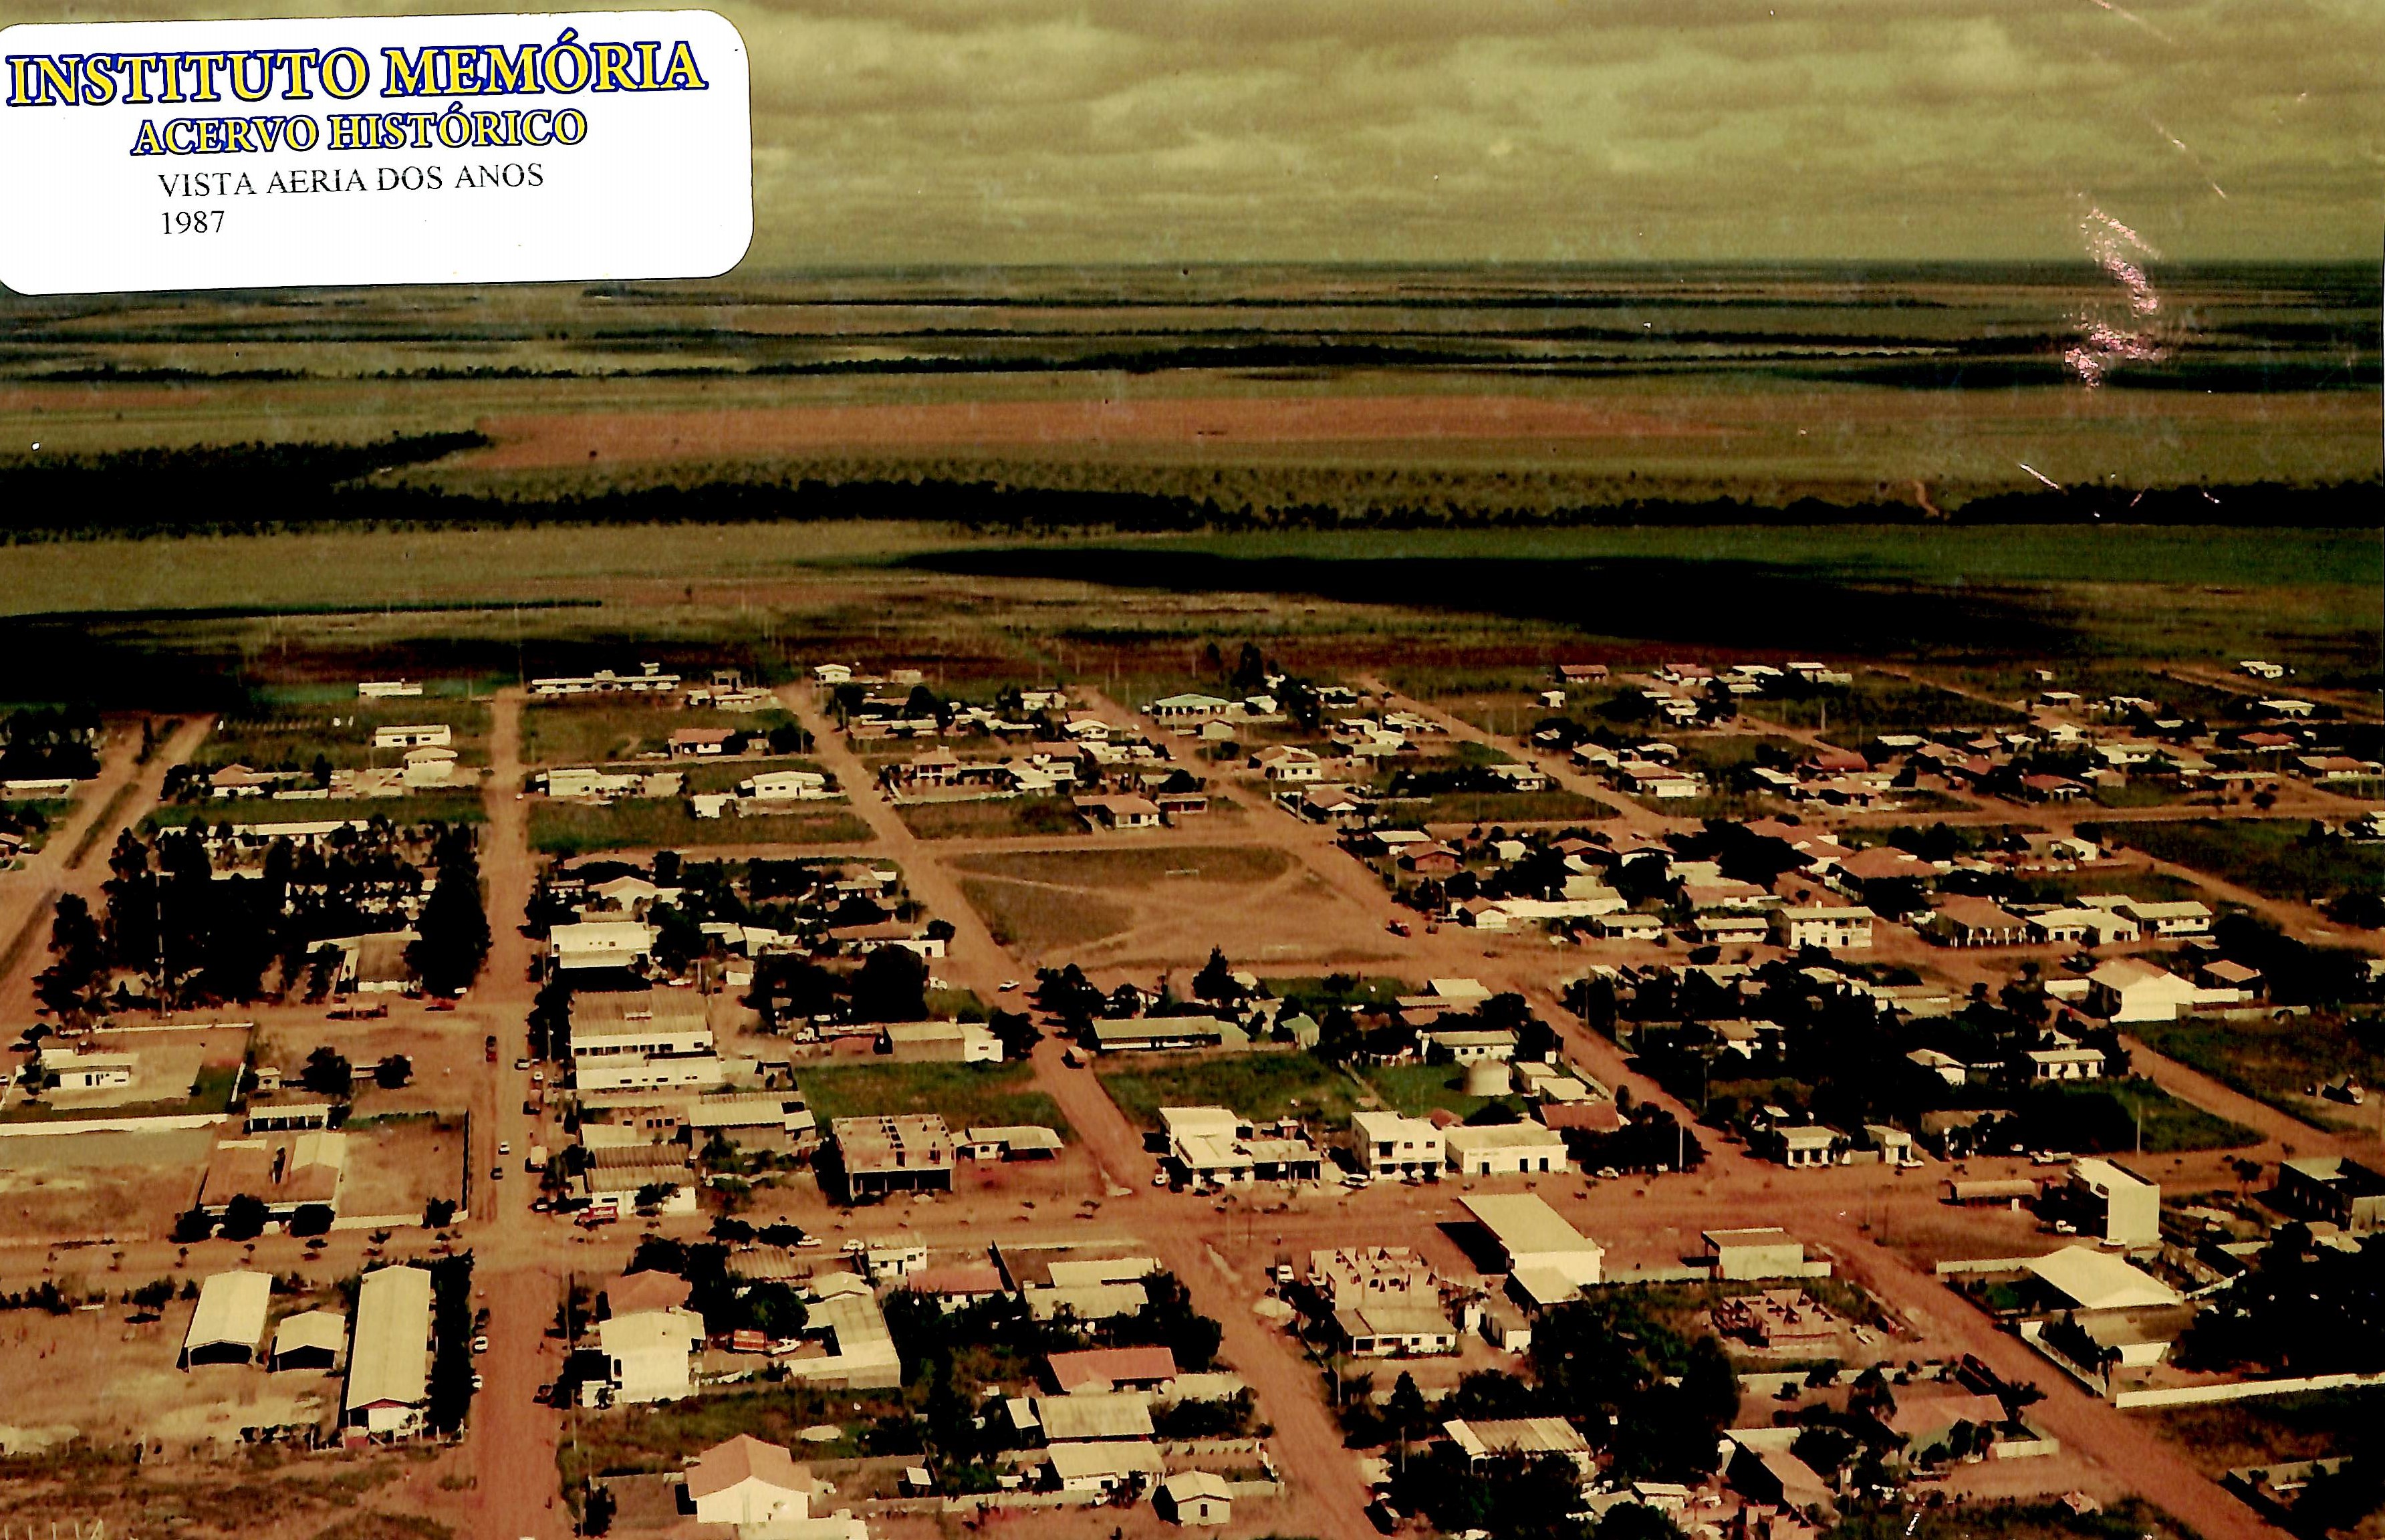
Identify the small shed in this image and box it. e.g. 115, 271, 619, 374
1160, 1470, 1234, 1526
271, 1309, 349, 1372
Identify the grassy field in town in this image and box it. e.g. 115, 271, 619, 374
793, 1061, 1066, 1135
1098, 1050, 1364, 1132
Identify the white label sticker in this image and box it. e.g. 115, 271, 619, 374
0, 10, 751, 294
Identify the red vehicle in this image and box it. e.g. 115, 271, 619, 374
483, 1034, 498, 1062
1386, 920, 1412, 937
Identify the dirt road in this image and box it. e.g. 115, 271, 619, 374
0, 715, 211, 1024
461, 689, 571, 1540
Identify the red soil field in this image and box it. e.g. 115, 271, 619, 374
465, 394, 1721, 469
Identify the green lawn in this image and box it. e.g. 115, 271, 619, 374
528, 801, 869, 857
1365, 1063, 1525, 1122
1267, 975, 1412, 1011
1099, 1050, 1363, 1132
1832, 1499, 2196, 1540
0, 1061, 242, 1123
795, 1061, 1068, 1135
681, 757, 832, 793
2006, 868, 2208, 906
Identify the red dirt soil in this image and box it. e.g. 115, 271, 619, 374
467, 395, 1722, 469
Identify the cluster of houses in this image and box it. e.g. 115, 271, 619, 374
580, 1233, 1255, 1519
877, 739, 1210, 829
540, 858, 943, 997
1319, 1196, 2065, 1531
203, 718, 471, 803
811, 660, 1076, 743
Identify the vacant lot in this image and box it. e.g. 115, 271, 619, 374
2094, 819, 2385, 912
959, 876, 1133, 951
2129, 1012, 2385, 1131
894, 797, 1087, 841
955, 845, 1291, 889
1796, 674, 2025, 743
529, 801, 870, 858
795, 1061, 1068, 1135
949, 841, 1386, 972
2136, 1390, 2382, 1477
521, 703, 795, 766
337, 1114, 469, 1221
1380, 789, 1611, 827
1099, 1050, 1362, 1132
0, 1126, 214, 1239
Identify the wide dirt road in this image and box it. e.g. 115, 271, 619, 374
462, 689, 571, 1540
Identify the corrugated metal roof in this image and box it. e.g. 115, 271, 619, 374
183, 1271, 271, 1360
345, 1265, 432, 1413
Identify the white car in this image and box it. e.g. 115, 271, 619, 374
999, 980, 1020, 992
497, 1142, 511, 1156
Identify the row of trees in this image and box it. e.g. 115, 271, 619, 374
0, 705, 101, 781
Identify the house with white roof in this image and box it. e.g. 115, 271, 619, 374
1350, 1110, 1443, 1179
601, 1306, 705, 1404
1445, 1122, 1570, 1177
2086, 958, 2202, 1023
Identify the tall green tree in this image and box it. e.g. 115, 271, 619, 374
408, 827, 490, 995
35, 894, 109, 1025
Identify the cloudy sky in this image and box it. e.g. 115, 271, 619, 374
17, 0, 2382, 265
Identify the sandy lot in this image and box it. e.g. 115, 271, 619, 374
950, 842, 1391, 973
0, 1126, 215, 1239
